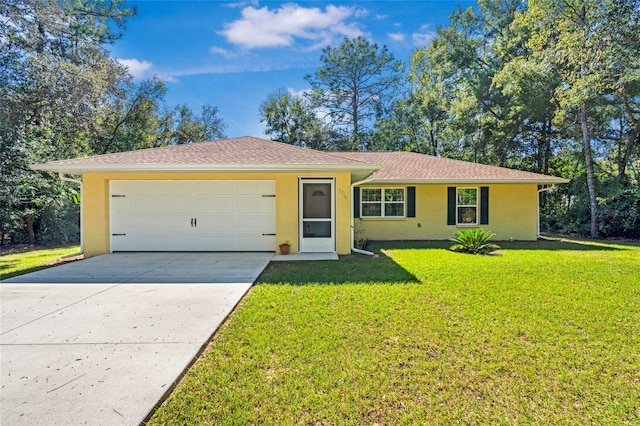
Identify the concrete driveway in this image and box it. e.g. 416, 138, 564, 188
0, 252, 273, 425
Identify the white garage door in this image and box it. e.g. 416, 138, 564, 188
110, 180, 276, 252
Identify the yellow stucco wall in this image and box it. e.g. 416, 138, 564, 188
358, 183, 539, 241
81, 171, 352, 257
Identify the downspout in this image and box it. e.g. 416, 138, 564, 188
351, 175, 375, 256
59, 173, 84, 256
537, 186, 555, 241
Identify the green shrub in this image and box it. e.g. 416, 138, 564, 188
599, 187, 640, 239
449, 228, 501, 254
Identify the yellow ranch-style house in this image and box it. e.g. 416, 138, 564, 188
32, 136, 569, 257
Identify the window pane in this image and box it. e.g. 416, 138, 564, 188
303, 183, 331, 219
384, 188, 404, 201
385, 202, 404, 217
303, 220, 331, 238
362, 203, 382, 217
458, 207, 477, 224
361, 188, 381, 202
457, 188, 477, 205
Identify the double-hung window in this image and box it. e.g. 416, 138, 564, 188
457, 187, 478, 225
361, 188, 405, 218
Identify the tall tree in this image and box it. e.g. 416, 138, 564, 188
172, 104, 226, 145
259, 89, 338, 150
0, 0, 135, 244
305, 36, 404, 150
521, 0, 639, 238
95, 78, 172, 154
410, 1, 540, 166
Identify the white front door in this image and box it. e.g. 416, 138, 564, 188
299, 179, 335, 252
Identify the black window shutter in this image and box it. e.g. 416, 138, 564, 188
354, 187, 360, 218
447, 187, 456, 225
407, 187, 416, 218
480, 186, 489, 225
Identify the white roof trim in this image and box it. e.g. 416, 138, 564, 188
31, 163, 380, 174
362, 178, 570, 185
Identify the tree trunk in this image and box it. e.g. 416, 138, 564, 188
580, 102, 598, 239
543, 119, 552, 174
352, 95, 359, 150
25, 216, 36, 245
617, 120, 640, 183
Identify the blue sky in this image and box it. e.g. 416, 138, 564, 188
110, 1, 473, 138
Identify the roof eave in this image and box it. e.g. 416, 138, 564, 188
30, 162, 380, 174
363, 178, 570, 185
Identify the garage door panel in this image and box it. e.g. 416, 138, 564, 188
233, 216, 256, 232
169, 198, 191, 215
255, 216, 276, 233
215, 182, 234, 195
214, 198, 234, 213
256, 197, 275, 211
192, 198, 215, 214
251, 235, 276, 251
135, 215, 181, 233
113, 214, 136, 234
196, 215, 233, 232
110, 180, 276, 252
256, 180, 276, 195
189, 181, 214, 195
234, 181, 257, 195
234, 198, 257, 214
205, 235, 233, 251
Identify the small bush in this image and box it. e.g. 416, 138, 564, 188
449, 228, 501, 254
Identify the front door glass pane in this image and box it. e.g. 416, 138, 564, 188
303, 183, 331, 219
303, 221, 331, 238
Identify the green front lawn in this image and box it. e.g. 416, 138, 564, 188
0, 245, 81, 280
149, 239, 640, 425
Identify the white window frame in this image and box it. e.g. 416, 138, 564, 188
456, 187, 478, 226
361, 187, 406, 218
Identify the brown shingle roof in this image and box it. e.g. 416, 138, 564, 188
32, 136, 568, 183
42, 137, 368, 166
337, 151, 568, 183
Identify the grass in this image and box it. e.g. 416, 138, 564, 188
149, 239, 640, 425
0, 245, 80, 280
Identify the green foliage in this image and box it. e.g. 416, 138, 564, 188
599, 187, 640, 238
172, 104, 226, 145
259, 89, 338, 150
0, 1, 226, 245
37, 199, 81, 245
406, 0, 640, 239
449, 228, 501, 254
353, 218, 369, 250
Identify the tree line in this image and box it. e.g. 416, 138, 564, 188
1, 0, 225, 245
260, 0, 640, 239
2, 0, 638, 246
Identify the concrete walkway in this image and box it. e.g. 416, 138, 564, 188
0, 252, 273, 425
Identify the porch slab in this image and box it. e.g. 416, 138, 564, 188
272, 252, 339, 261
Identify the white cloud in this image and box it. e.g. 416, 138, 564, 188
117, 58, 176, 82
287, 87, 309, 99
354, 8, 369, 19
117, 58, 153, 79
219, 3, 365, 49
375, 14, 388, 20
388, 32, 405, 42
210, 46, 238, 58
226, 0, 259, 8
412, 24, 436, 46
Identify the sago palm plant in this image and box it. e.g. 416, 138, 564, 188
449, 228, 501, 254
